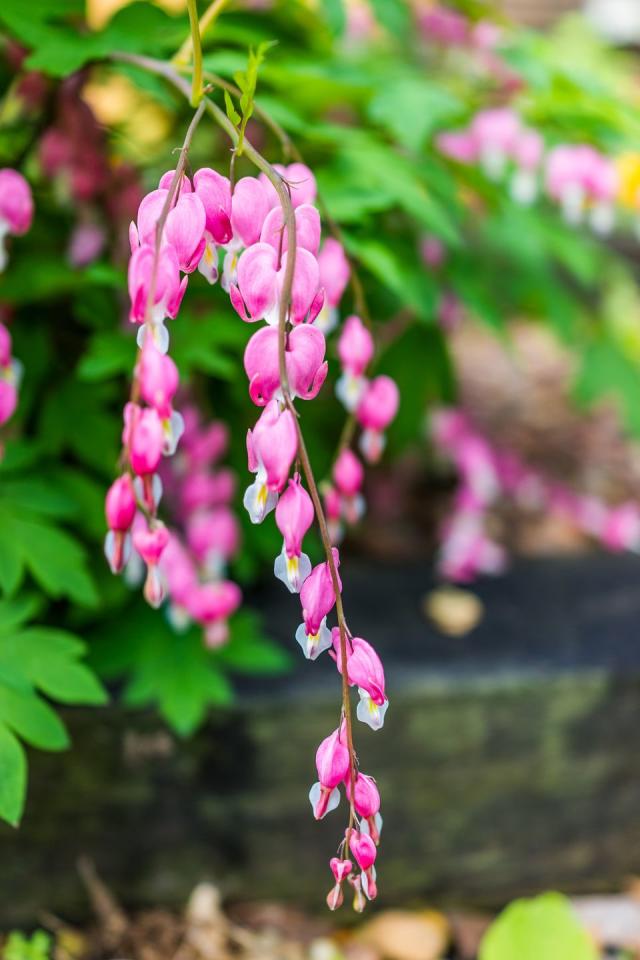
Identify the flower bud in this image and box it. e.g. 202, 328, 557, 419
337, 315, 374, 377
105, 474, 137, 532
349, 831, 377, 871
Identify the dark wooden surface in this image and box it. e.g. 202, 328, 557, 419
3, 554, 640, 926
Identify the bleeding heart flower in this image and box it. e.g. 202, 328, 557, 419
244, 324, 328, 406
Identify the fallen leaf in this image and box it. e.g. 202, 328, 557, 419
356, 909, 449, 960
423, 587, 484, 636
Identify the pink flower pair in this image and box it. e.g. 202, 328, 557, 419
243, 324, 327, 406
230, 241, 324, 326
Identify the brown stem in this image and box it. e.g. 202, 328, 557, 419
111, 50, 359, 827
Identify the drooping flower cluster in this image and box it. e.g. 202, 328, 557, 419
436, 108, 626, 234
431, 407, 640, 581
105, 166, 202, 602
105, 141, 393, 909
0, 168, 33, 273
325, 314, 399, 543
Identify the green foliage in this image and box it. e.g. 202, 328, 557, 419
479, 892, 598, 960
0, 596, 107, 825
92, 604, 289, 737
2, 930, 51, 960
3, 0, 640, 830
225, 41, 277, 154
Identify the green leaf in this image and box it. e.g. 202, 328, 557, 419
369, 77, 463, 153
320, 0, 346, 36
0, 685, 69, 751
15, 628, 108, 705
479, 892, 598, 960
368, 0, 410, 38
0, 510, 98, 607
215, 610, 292, 675
0, 725, 26, 827
224, 90, 241, 127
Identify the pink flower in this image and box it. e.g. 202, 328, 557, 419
333, 449, 365, 526
259, 162, 317, 209
243, 324, 328, 406
333, 449, 364, 497
244, 399, 298, 523
230, 242, 322, 326
126, 404, 165, 477
185, 580, 242, 647
419, 5, 469, 46
318, 238, 350, 308
185, 420, 229, 469
104, 474, 137, 574
421, 234, 446, 269
231, 176, 270, 246
309, 723, 350, 820
471, 108, 521, 157
296, 548, 341, 660
164, 192, 207, 273
356, 376, 399, 463
186, 506, 240, 573
260, 203, 321, 257
158, 170, 193, 194
331, 632, 388, 730
105, 474, 137, 532
127, 243, 187, 327
330, 858, 353, 884
436, 131, 479, 165
0, 323, 11, 368
327, 857, 353, 911
68, 221, 105, 268
133, 520, 170, 608
193, 167, 233, 244
132, 189, 206, 274
139, 336, 179, 419
338, 315, 374, 376
347, 773, 382, 843
181, 469, 235, 513
336, 315, 374, 412
349, 830, 377, 871
0, 379, 16, 426
602, 503, 640, 552
274, 474, 314, 593
160, 534, 198, 609
0, 168, 33, 271
0, 168, 34, 235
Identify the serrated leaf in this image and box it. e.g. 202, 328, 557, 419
0, 685, 69, 751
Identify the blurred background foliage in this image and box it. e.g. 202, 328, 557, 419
2, 0, 640, 824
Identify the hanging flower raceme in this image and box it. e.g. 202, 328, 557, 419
431, 406, 640, 581
109, 140, 389, 910
0, 168, 34, 272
